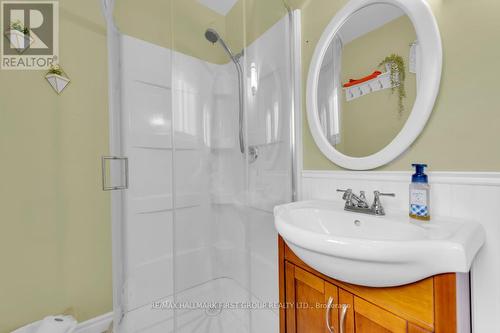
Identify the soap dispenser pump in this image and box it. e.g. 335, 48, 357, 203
409, 163, 430, 221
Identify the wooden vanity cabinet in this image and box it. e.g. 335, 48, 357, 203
279, 237, 457, 333
337, 290, 433, 333
285, 262, 339, 333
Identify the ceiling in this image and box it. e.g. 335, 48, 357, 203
339, 4, 405, 44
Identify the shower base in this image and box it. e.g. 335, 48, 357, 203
175, 277, 250, 333
121, 277, 278, 333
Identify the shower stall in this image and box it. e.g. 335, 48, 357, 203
101, 1, 300, 332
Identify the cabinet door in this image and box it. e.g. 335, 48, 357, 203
285, 262, 339, 333
338, 288, 409, 333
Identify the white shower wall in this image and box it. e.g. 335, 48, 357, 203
119, 35, 217, 332
116, 14, 292, 333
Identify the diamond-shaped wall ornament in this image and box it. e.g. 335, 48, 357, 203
45, 65, 70, 94
4, 29, 34, 53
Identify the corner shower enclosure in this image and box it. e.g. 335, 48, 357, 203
101, 1, 300, 332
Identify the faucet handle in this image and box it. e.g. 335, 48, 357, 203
375, 191, 396, 198
371, 191, 396, 215
336, 189, 352, 202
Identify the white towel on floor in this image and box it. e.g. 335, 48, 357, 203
35, 315, 77, 333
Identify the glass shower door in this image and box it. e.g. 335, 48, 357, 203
171, 1, 292, 332
242, 2, 294, 331
118, 36, 176, 333
110, 0, 294, 331
170, 1, 251, 331
112, 1, 176, 332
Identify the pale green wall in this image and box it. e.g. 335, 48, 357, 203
114, 0, 289, 66
114, 0, 228, 64
113, 0, 289, 66
338, 16, 416, 157
0, 0, 111, 332
226, 0, 289, 52
300, 0, 500, 171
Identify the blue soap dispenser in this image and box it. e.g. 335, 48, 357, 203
409, 164, 430, 221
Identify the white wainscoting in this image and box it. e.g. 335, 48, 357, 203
301, 170, 500, 333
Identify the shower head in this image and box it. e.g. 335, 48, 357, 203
204, 28, 240, 63
204, 28, 220, 44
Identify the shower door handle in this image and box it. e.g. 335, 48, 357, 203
102, 156, 129, 191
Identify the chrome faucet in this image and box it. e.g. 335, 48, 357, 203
337, 189, 395, 216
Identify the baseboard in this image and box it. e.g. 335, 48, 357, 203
76, 312, 113, 333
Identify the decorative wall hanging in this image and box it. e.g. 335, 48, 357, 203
343, 54, 407, 115
45, 64, 71, 94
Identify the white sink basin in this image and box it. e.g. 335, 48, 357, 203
274, 200, 485, 287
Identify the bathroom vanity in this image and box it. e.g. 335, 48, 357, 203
275, 199, 483, 333
279, 238, 458, 333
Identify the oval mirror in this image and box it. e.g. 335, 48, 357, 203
306, 0, 442, 170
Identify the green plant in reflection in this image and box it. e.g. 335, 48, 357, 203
379, 54, 406, 115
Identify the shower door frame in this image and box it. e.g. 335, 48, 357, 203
102, 0, 127, 328
288, 9, 303, 203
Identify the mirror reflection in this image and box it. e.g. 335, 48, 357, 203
317, 4, 418, 157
